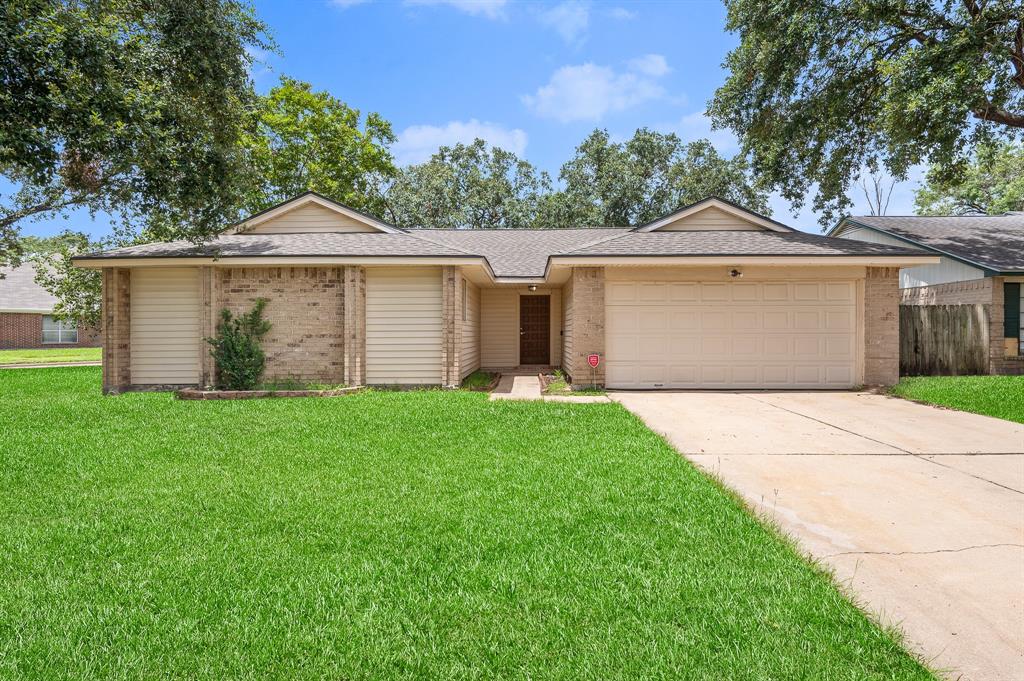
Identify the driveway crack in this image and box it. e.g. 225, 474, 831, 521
822, 543, 1024, 559
738, 393, 1024, 495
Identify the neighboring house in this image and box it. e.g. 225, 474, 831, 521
73, 193, 933, 393
830, 214, 1024, 375
0, 263, 101, 350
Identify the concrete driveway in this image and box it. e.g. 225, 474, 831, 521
611, 391, 1024, 681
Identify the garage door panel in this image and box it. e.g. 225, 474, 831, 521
669, 283, 699, 302
606, 278, 858, 389
607, 282, 637, 304
669, 310, 699, 330
637, 309, 667, 330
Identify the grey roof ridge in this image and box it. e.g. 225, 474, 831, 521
837, 216, 1006, 274
557, 229, 638, 255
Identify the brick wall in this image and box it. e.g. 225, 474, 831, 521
563, 267, 605, 386
440, 266, 461, 387
863, 267, 899, 386
0, 312, 100, 349
218, 267, 345, 383
102, 268, 131, 394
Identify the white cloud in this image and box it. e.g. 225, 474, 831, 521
606, 6, 635, 20
539, 1, 589, 44
393, 119, 528, 165
403, 0, 507, 19
628, 54, 670, 77
522, 57, 671, 123
671, 111, 739, 153
329, 0, 372, 7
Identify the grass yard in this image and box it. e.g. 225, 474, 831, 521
891, 375, 1024, 424
0, 367, 931, 679
0, 346, 101, 365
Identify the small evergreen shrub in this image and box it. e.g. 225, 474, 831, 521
206, 298, 272, 390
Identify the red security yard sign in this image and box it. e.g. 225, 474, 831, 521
587, 354, 600, 368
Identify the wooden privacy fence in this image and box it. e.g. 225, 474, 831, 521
900, 304, 989, 376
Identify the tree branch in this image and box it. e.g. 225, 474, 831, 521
972, 102, 1024, 128
0, 196, 86, 231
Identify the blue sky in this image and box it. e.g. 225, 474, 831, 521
19, 0, 922, 240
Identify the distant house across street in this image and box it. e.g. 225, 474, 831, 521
0, 263, 101, 350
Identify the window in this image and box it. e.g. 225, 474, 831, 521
461, 280, 468, 322
42, 315, 78, 344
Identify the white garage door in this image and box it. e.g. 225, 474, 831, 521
130, 267, 201, 385
606, 279, 858, 389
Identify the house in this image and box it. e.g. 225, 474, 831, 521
0, 263, 101, 350
73, 193, 934, 393
830, 214, 1024, 375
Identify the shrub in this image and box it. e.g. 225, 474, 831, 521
206, 298, 272, 390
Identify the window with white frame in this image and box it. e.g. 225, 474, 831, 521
42, 315, 78, 344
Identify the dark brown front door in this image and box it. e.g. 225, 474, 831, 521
519, 295, 550, 365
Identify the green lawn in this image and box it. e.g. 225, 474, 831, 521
891, 375, 1024, 424
0, 346, 101, 365
0, 367, 931, 679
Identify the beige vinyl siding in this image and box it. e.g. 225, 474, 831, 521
460, 279, 481, 379
245, 202, 379, 234
562, 277, 575, 376
480, 289, 518, 367
366, 267, 442, 384
838, 226, 984, 288
130, 267, 200, 384
656, 205, 763, 231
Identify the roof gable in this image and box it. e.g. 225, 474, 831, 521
634, 197, 794, 233
235, 192, 403, 235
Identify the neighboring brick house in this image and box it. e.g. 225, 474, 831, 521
831, 214, 1024, 375
0, 263, 101, 350
72, 193, 934, 393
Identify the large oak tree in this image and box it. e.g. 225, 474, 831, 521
708, 0, 1024, 228
0, 0, 270, 266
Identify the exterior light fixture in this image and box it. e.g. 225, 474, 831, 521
729, 269, 743, 278
528, 285, 538, 291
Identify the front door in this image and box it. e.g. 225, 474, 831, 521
519, 295, 550, 365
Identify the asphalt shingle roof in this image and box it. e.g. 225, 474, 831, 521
79, 227, 926, 278
406, 228, 629, 277
846, 214, 1024, 273
562, 230, 926, 258
83, 232, 471, 259
0, 264, 57, 312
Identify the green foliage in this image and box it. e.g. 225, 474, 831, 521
460, 370, 496, 389
386, 131, 768, 229
891, 376, 1024, 424
242, 77, 397, 216
0, 366, 933, 679
206, 299, 272, 390
0, 0, 272, 266
29, 231, 102, 326
549, 129, 771, 226
709, 0, 1024, 228
387, 139, 551, 229
915, 142, 1024, 215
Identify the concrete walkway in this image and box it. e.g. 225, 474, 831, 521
488, 374, 609, 403
0, 361, 101, 369
612, 391, 1024, 681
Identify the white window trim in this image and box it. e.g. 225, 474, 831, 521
42, 315, 78, 344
